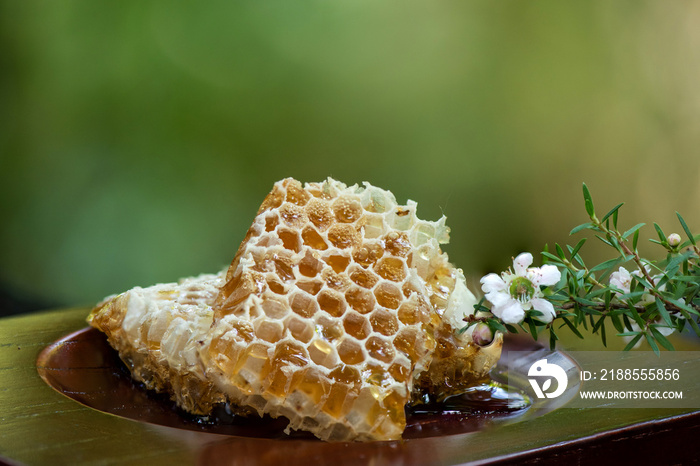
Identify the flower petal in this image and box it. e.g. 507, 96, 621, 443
530, 298, 556, 323
610, 267, 631, 294
480, 273, 506, 294
532, 264, 561, 287
485, 290, 510, 307
499, 299, 526, 325
513, 253, 533, 276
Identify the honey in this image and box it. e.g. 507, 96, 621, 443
87, 177, 504, 443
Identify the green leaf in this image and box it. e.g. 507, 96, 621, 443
574, 296, 601, 307
633, 274, 654, 291
549, 327, 558, 350
560, 316, 584, 339
655, 297, 673, 327
590, 257, 624, 273
610, 312, 624, 333
623, 333, 643, 351
672, 299, 700, 317
653, 223, 667, 244
555, 243, 566, 260
645, 332, 661, 356
686, 316, 700, 338
569, 238, 587, 260
677, 212, 696, 246
570, 222, 594, 235
622, 223, 645, 240
489, 319, 509, 333
527, 319, 539, 340
601, 203, 624, 224
633, 228, 640, 251
541, 251, 566, 267
649, 326, 675, 351
582, 183, 595, 218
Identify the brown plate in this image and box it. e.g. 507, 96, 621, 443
36, 327, 578, 443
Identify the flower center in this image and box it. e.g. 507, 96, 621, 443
509, 276, 535, 302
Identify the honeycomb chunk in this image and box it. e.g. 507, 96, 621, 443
88, 177, 503, 443
87, 272, 227, 415
206, 178, 501, 441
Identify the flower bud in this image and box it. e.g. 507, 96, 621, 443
472, 323, 494, 346
668, 233, 682, 247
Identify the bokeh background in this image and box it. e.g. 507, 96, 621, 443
2, 1, 700, 318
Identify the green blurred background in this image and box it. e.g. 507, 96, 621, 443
2, 1, 700, 317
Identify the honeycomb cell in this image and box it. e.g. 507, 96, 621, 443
262, 297, 290, 319
274, 341, 309, 368
306, 198, 334, 231
337, 338, 365, 365
255, 235, 273, 248
279, 203, 307, 229
428, 266, 456, 299
317, 289, 347, 318
258, 185, 285, 213
233, 342, 270, 379
332, 197, 363, 223
327, 224, 361, 249
373, 282, 402, 309
374, 257, 406, 282
301, 226, 329, 250
345, 286, 376, 314
328, 365, 362, 387
349, 267, 379, 289
413, 222, 436, 246
227, 319, 255, 343
296, 368, 330, 405
397, 298, 431, 325
369, 309, 399, 336
265, 213, 279, 232
322, 384, 352, 418
393, 328, 423, 363
308, 338, 337, 369
290, 292, 319, 318
278, 228, 301, 253
273, 255, 296, 282
285, 180, 311, 206
358, 214, 385, 239
315, 315, 343, 341
352, 242, 384, 268
388, 362, 410, 383
383, 231, 411, 258
266, 277, 286, 295
343, 312, 371, 340
365, 336, 395, 364
321, 269, 351, 291
362, 362, 391, 387
255, 320, 284, 343
323, 254, 350, 273
296, 279, 323, 295
285, 316, 314, 343
299, 251, 324, 278
388, 207, 414, 231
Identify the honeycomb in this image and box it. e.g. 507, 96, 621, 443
88, 177, 503, 442
88, 273, 228, 415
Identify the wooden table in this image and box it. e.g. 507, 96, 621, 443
1, 308, 699, 465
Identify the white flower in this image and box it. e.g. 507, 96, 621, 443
480, 252, 561, 325
609, 266, 663, 306
609, 266, 633, 295
611, 266, 685, 347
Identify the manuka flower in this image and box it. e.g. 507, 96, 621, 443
480, 253, 561, 325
